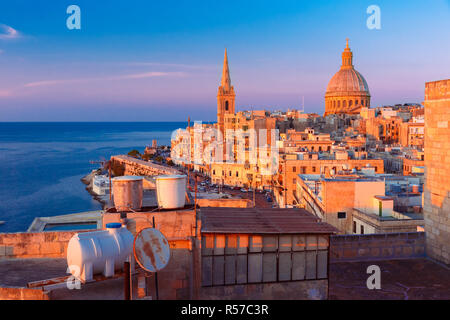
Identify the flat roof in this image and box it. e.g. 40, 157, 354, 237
200, 207, 338, 234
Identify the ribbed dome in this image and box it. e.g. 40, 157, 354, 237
323, 39, 371, 116
326, 68, 370, 96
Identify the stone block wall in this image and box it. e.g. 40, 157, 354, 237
0, 231, 80, 259
0, 287, 51, 300
110, 155, 180, 177
329, 232, 426, 262
424, 79, 450, 265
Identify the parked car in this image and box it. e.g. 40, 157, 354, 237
240, 188, 247, 193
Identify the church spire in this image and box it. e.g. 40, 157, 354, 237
221, 48, 231, 91
341, 38, 353, 69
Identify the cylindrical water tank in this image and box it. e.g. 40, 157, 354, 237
112, 176, 143, 211
66, 223, 134, 281
156, 175, 187, 209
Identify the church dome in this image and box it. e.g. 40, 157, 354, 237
324, 39, 371, 116
326, 68, 370, 96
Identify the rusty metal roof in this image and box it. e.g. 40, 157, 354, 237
200, 207, 338, 234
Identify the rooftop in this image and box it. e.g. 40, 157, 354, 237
329, 258, 450, 300
2, 257, 447, 300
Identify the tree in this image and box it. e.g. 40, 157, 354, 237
128, 149, 140, 158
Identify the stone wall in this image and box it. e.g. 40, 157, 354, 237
103, 210, 198, 300
0, 287, 51, 300
329, 232, 426, 262
197, 198, 252, 208
424, 79, 450, 265
111, 155, 180, 177
0, 231, 79, 259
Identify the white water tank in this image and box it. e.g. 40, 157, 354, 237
66, 223, 134, 281
155, 175, 187, 209
112, 176, 143, 211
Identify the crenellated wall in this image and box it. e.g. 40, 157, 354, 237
110, 155, 181, 177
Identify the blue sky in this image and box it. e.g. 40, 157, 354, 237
0, 0, 449, 121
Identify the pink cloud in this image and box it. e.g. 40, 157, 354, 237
0, 24, 21, 40
23, 71, 186, 88
0, 89, 12, 97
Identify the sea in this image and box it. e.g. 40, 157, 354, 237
0, 122, 186, 233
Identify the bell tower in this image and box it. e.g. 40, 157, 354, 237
217, 48, 235, 136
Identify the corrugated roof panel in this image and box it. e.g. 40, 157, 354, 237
200, 207, 338, 234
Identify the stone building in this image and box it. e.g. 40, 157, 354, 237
324, 39, 371, 116
294, 174, 424, 235
275, 154, 384, 207
423, 79, 450, 265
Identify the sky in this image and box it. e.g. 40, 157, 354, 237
0, 0, 449, 121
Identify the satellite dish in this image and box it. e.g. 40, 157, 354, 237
133, 228, 170, 272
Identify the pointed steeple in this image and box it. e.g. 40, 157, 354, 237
341, 38, 353, 69
221, 48, 231, 91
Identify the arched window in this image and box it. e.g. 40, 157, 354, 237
349, 100, 353, 107
225, 101, 229, 111
343, 100, 347, 108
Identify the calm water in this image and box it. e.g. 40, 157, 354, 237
0, 122, 185, 232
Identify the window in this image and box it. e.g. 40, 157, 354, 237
213, 170, 216, 175
229, 171, 232, 177
225, 101, 229, 111
201, 234, 329, 286
353, 221, 357, 233
360, 225, 364, 235
292, 166, 296, 173
312, 166, 316, 173
293, 178, 296, 185
301, 167, 306, 174
338, 212, 346, 219
236, 172, 239, 177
